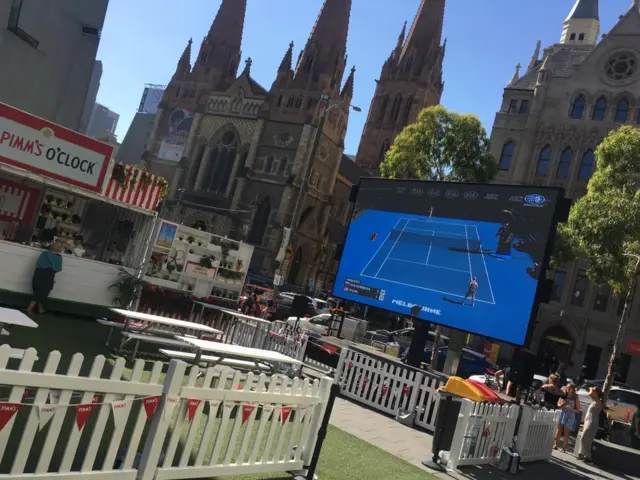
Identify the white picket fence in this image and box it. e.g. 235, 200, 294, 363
515, 406, 561, 462
0, 346, 331, 479
441, 399, 520, 471
333, 348, 443, 431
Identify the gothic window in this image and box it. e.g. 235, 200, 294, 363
578, 33, 585, 41
188, 145, 206, 189
557, 148, 573, 180
519, 100, 530, 114
390, 94, 402, 123
190, 89, 196, 98
270, 157, 280, 174
508, 99, 518, 113
570, 33, 576, 41
303, 54, 314, 72
286, 97, 295, 108
498, 142, 514, 171
378, 139, 390, 161
199, 51, 208, 65
405, 56, 413, 73
403, 96, 413, 124
277, 95, 283, 107
578, 150, 594, 181
278, 156, 289, 175
175, 87, 180, 98
202, 131, 238, 194
307, 97, 313, 109
615, 99, 630, 123
264, 154, 275, 173
592, 96, 607, 121
295, 96, 303, 108
248, 197, 271, 245
378, 95, 389, 122
536, 145, 551, 177
570, 95, 586, 119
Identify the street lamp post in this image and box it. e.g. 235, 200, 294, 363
272, 95, 361, 299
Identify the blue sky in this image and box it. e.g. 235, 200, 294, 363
97, 0, 631, 155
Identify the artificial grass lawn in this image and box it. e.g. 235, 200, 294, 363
221, 426, 436, 480
4, 314, 435, 479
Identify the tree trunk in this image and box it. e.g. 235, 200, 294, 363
602, 274, 638, 402
430, 326, 442, 370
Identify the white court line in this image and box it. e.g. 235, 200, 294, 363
473, 225, 496, 304
403, 218, 470, 229
389, 256, 469, 273
402, 227, 467, 237
361, 273, 495, 305
464, 225, 473, 280
360, 218, 403, 276
374, 218, 408, 278
425, 231, 435, 265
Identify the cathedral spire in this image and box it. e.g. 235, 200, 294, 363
341, 66, 356, 98
399, 0, 445, 65
295, 0, 352, 84
207, 0, 247, 45
176, 38, 192, 76
242, 57, 252, 76
528, 40, 541, 72
560, 0, 599, 45
279, 42, 294, 72
396, 21, 407, 52
508, 63, 521, 87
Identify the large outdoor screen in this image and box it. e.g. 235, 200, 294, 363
332, 179, 563, 345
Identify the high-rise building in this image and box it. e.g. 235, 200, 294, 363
143, 0, 443, 290
489, 0, 640, 385
86, 103, 119, 139
79, 60, 103, 133
0, 0, 109, 131
355, 0, 446, 176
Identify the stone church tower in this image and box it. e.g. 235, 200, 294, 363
490, 0, 640, 385
144, 0, 355, 288
355, 0, 446, 176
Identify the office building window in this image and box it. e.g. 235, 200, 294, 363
571, 269, 589, 307
593, 284, 611, 312
551, 269, 567, 302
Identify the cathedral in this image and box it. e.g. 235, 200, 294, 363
490, 0, 640, 385
143, 0, 445, 291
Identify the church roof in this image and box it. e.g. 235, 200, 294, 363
509, 45, 592, 89
566, 0, 599, 21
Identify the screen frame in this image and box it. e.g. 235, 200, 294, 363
332, 177, 565, 347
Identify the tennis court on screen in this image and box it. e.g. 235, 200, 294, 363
360, 217, 496, 305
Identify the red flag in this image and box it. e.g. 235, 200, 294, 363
143, 396, 161, 420
402, 386, 410, 396
242, 403, 256, 425
187, 399, 201, 422
237, 385, 243, 391
0, 403, 19, 431
280, 406, 292, 425
382, 386, 389, 396
75, 404, 96, 430
321, 344, 337, 354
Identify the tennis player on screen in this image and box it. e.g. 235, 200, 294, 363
463, 277, 479, 307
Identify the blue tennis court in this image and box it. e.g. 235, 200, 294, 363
360, 217, 495, 305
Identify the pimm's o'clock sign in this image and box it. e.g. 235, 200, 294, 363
0, 103, 113, 192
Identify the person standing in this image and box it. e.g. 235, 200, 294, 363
577, 387, 604, 463
554, 383, 580, 452
463, 277, 479, 307
27, 242, 63, 315
540, 374, 566, 409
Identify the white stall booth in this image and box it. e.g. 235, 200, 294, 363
0, 102, 167, 308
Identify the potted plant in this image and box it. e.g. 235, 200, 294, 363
235, 259, 243, 272
199, 256, 214, 269
71, 214, 81, 225
197, 240, 203, 247
176, 264, 183, 273
109, 268, 149, 309
178, 235, 184, 242
187, 236, 195, 244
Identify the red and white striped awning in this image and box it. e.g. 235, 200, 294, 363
102, 162, 165, 212
0, 181, 38, 223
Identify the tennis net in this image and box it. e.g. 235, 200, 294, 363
389, 228, 482, 250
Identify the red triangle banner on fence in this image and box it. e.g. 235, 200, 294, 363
75, 404, 96, 430
143, 396, 161, 420
402, 386, 410, 396
242, 403, 256, 425
280, 406, 292, 425
382, 386, 389, 396
0, 403, 19, 431
187, 399, 202, 423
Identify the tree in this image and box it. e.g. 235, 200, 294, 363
380, 105, 497, 370
380, 105, 497, 182
554, 126, 640, 401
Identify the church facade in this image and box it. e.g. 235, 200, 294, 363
143, 0, 447, 292
489, 0, 640, 385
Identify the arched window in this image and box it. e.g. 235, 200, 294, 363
578, 150, 594, 181
390, 94, 402, 123
615, 99, 630, 123
175, 87, 180, 98
303, 54, 314, 72
592, 96, 607, 121
570, 95, 585, 119
557, 148, 573, 180
307, 97, 313, 109
378, 139, 390, 161
498, 142, 515, 171
248, 198, 271, 245
536, 145, 551, 177
278, 156, 289, 175
277, 95, 283, 107
405, 57, 413, 73
187, 145, 206, 189
202, 131, 238, 194
403, 96, 413, 124
378, 95, 389, 122
295, 96, 303, 108
264, 154, 275, 173
286, 97, 294, 108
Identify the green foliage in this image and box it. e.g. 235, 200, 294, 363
109, 268, 148, 308
380, 105, 497, 182
556, 126, 640, 293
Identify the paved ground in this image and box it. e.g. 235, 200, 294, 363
328, 396, 640, 480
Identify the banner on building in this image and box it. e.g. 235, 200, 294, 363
137, 85, 166, 115
157, 109, 194, 162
